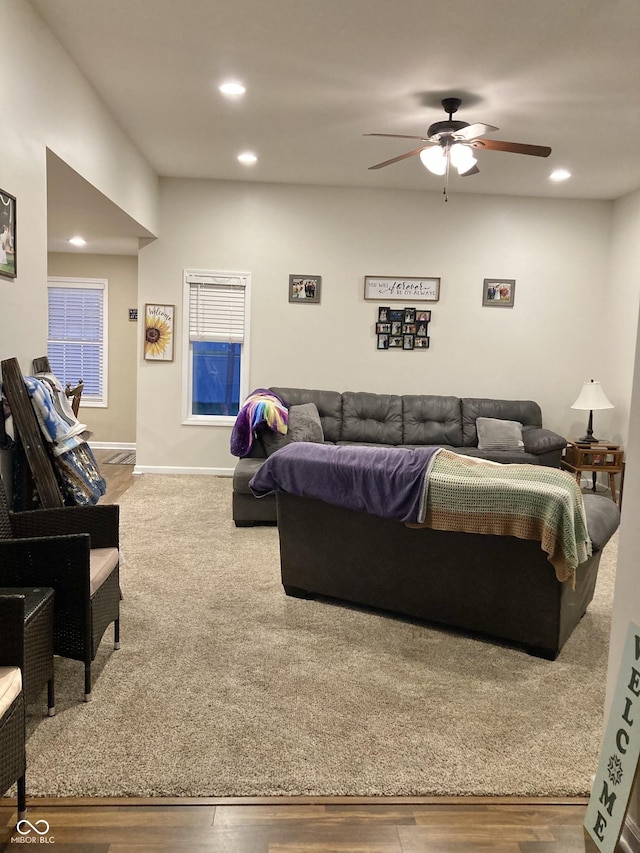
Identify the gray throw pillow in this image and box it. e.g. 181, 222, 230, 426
476, 417, 524, 451
261, 402, 324, 454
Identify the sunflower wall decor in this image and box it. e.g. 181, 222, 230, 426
144, 303, 175, 361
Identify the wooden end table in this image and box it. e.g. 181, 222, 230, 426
562, 440, 624, 506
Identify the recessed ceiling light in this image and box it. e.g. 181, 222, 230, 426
550, 169, 571, 182
219, 81, 246, 96
68, 236, 86, 246
237, 151, 257, 165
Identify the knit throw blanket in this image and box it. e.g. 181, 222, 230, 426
413, 450, 591, 585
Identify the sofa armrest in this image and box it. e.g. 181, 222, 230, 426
523, 428, 567, 456
582, 493, 620, 552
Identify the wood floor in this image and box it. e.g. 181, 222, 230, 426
0, 452, 595, 851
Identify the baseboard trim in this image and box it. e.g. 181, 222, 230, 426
133, 465, 233, 477
91, 441, 136, 451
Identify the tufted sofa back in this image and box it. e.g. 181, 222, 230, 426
268, 387, 544, 448
402, 395, 463, 446
270, 387, 343, 443
340, 392, 403, 445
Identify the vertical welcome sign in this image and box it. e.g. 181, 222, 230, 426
585, 622, 640, 851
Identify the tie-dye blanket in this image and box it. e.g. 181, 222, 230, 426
230, 388, 289, 457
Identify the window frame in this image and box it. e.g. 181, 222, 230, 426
47, 276, 109, 408
181, 269, 251, 426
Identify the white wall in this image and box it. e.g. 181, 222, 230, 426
0, 0, 157, 368
137, 177, 613, 473
606, 189, 640, 702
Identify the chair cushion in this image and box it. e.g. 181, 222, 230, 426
90, 548, 120, 596
0, 667, 21, 715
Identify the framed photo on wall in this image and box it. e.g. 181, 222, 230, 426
144, 303, 175, 361
289, 275, 321, 303
483, 278, 516, 307
0, 189, 17, 279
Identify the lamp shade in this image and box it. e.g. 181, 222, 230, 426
571, 380, 614, 412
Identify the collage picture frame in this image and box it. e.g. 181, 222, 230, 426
376, 306, 430, 351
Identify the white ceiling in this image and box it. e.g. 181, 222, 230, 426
32, 0, 640, 254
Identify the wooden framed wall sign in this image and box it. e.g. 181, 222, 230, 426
144, 303, 175, 361
364, 276, 440, 302
584, 621, 640, 852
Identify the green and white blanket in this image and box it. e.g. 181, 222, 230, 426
411, 450, 591, 585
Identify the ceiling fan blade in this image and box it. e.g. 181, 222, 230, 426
364, 132, 430, 141
460, 164, 480, 177
368, 146, 427, 170
471, 138, 552, 157
454, 123, 498, 140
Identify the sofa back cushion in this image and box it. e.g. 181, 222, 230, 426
270, 387, 343, 442
341, 391, 403, 444
402, 395, 463, 446
461, 398, 543, 447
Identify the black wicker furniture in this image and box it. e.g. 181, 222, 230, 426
0, 479, 121, 702
0, 595, 27, 821
0, 588, 55, 716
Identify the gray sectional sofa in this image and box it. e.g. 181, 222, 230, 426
232, 386, 567, 526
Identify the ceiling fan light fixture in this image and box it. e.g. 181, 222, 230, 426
450, 143, 477, 174
419, 145, 446, 175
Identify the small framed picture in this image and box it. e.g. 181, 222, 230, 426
289, 275, 321, 303
416, 310, 431, 322
0, 189, 17, 279
389, 336, 403, 348
391, 321, 402, 335
376, 322, 391, 334
377, 334, 389, 350
416, 322, 429, 337
415, 336, 430, 348
402, 323, 416, 334
404, 307, 416, 323
378, 306, 390, 322
389, 309, 403, 322
403, 334, 414, 350
483, 278, 515, 308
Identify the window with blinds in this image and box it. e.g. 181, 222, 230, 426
47, 277, 108, 406
183, 271, 251, 421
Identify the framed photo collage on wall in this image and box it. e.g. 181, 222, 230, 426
375, 306, 431, 351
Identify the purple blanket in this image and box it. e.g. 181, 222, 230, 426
249, 443, 441, 523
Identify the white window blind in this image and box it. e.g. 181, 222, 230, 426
187, 275, 247, 343
47, 278, 107, 404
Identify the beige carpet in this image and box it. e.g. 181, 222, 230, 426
24, 475, 616, 797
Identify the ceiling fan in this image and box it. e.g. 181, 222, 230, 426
365, 97, 551, 197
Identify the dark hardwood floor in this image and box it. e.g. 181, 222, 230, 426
0, 452, 595, 851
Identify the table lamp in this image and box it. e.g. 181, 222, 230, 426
570, 379, 614, 444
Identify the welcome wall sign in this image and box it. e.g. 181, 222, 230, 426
585, 621, 640, 852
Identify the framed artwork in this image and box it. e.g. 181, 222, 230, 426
483, 278, 516, 307
364, 276, 440, 302
0, 189, 17, 279
144, 303, 175, 361
289, 275, 321, 303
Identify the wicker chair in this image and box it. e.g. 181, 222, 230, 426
0, 479, 121, 701
0, 595, 27, 821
